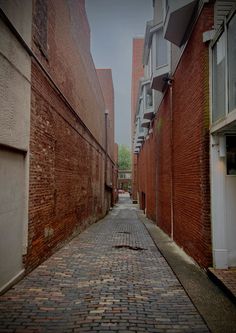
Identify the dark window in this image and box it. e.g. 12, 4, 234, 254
212, 33, 226, 123
226, 136, 236, 175
228, 14, 236, 113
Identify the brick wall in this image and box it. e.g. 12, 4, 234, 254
131, 38, 144, 201
156, 93, 172, 236
172, 4, 213, 267
26, 0, 112, 271
139, 95, 171, 231
131, 38, 144, 133
33, 0, 105, 145
96, 69, 115, 162
137, 4, 213, 268
113, 143, 119, 204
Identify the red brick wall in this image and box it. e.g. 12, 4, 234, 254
138, 95, 171, 231
132, 154, 138, 201
33, 0, 105, 145
156, 93, 172, 236
26, 0, 112, 271
146, 132, 157, 222
137, 4, 213, 268
27, 64, 107, 270
172, 4, 213, 268
96, 69, 115, 162
131, 38, 144, 133
113, 143, 119, 204
131, 38, 144, 201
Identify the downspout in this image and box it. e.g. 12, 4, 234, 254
104, 110, 108, 182
104, 110, 109, 211
169, 81, 174, 240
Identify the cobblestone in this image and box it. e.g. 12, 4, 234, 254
0, 198, 209, 332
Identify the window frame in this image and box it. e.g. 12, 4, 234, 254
211, 9, 236, 126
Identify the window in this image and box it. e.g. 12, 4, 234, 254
151, 24, 170, 91
153, 27, 168, 69
212, 11, 236, 124
226, 136, 236, 175
212, 33, 226, 122
228, 14, 236, 113
146, 87, 153, 109
148, 49, 152, 78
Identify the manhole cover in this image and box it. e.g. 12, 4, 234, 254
117, 231, 131, 234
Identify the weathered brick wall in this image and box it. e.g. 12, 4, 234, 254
131, 38, 144, 201
27, 64, 107, 270
137, 4, 213, 268
155, 93, 172, 236
145, 132, 157, 222
132, 154, 138, 201
131, 38, 144, 133
26, 0, 112, 271
139, 95, 172, 233
113, 143, 119, 204
96, 69, 115, 209
172, 4, 213, 268
96, 69, 115, 162
33, 0, 105, 145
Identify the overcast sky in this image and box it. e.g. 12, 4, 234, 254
85, 0, 152, 147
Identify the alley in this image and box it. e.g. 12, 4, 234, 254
0, 196, 209, 333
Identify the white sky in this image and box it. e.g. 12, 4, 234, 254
85, 0, 153, 147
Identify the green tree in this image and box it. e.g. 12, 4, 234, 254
118, 144, 131, 170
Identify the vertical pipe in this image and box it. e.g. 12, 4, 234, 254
104, 110, 108, 185
170, 83, 174, 240
104, 110, 109, 212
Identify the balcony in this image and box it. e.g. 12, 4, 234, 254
143, 84, 154, 119
141, 119, 151, 128
132, 115, 148, 154
164, 0, 198, 47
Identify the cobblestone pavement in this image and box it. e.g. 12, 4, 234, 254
0, 197, 209, 333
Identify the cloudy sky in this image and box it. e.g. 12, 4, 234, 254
85, 0, 152, 147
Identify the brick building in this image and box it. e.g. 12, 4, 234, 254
133, 0, 236, 269
118, 170, 132, 192
96, 68, 118, 206
113, 143, 119, 204
0, 0, 115, 292
131, 38, 144, 203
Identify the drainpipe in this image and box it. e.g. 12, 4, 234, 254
169, 80, 174, 240
104, 110, 109, 211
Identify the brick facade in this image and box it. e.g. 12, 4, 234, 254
26, 0, 114, 271
131, 38, 144, 202
97, 68, 116, 207
172, 5, 213, 267
136, 4, 214, 268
